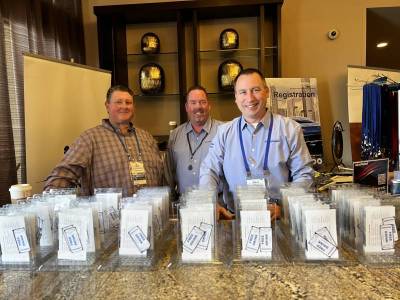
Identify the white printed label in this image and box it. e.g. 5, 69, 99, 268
380, 224, 395, 250
63, 225, 84, 253
183, 226, 205, 254
198, 222, 213, 250
315, 226, 336, 246
259, 227, 272, 252
246, 178, 266, 188
245, 226, 260, 253
12, 228, 31, 253
128, 226, 150, 253
382, 217, 398, 241
308, 233, 337, 258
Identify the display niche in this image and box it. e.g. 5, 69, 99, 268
94, 0, 283, 137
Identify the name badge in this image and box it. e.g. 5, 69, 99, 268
308, 232, 337, 258
245, 226, 260, 253
183, 226, 205, 253
12, 227, 31, 253
380, 224, 395, 250
128, 226, 151, 253
62, 225, 84, 253
382, 217, 398, 241
108, 206, 120, 228
197, 222, 213, 250
129, 161, 147, 186
259, 227, 272, 252
246, 178, 266, 188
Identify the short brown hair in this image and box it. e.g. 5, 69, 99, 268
186, 85, 208, 102
106, 85, 134, 103
233, 68, 267, 90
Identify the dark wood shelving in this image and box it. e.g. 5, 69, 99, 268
94, 0, 283, 128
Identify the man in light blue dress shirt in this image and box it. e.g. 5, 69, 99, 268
199, 69, 314, 216
165, 86, 223, 199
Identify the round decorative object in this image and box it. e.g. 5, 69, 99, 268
139, 63, 165, 94
219, 28, 239, 50
218, 59, 243, 91
141, 32, 160, 54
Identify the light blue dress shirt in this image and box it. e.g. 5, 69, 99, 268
165, 118, 223, 195
199, 111, 314, 210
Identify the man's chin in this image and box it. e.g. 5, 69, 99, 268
192, 118, 207, 126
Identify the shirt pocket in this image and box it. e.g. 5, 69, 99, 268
268, 140, 290, 165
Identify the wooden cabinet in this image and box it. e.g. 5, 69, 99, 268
94, 0, 283, 137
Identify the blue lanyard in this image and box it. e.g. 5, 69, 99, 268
238, 114, 274, 176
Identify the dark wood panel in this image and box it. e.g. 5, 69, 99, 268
94, 0, 283, 132
96, 16, 113, 73
113, 17, 128, 85
177, 11, 187, 123
94, 0, 284, 21
258, 5, 265, 72
192, 10, 199, 85
274, 3, 282, 77
350, 122, 362, 162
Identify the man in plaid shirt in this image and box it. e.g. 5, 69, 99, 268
44, 85, 163, 196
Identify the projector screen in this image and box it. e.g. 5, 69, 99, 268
24, 54, 111, 194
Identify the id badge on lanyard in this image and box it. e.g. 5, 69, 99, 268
129, 159, 147, 186
114, 126, 148, 187
240, 115, 273, 191
246, 170, 270, 190
246, 177, 265, 189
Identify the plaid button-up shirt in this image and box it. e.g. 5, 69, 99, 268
44, 119, 163, 196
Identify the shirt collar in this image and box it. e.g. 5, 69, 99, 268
185, 117, 212, 134
102, 119, 135, 134
240, 110, 271, 131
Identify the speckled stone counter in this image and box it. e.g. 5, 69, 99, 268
1, 222, 400, 300
1, 264, 400, 299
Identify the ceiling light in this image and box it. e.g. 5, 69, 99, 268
376, 42, 388, 48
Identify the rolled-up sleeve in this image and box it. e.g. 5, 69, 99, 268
44, 133, 92, 191
286, 122, 314, 183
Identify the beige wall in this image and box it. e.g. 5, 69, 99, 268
282, 0, 400, 165
82, 0, 400, 165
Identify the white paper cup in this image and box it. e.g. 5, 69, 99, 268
9, 184, 32, 204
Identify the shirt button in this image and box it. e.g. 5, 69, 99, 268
194, 160, 197, 163
251, 148, 255, 152
193, 172, 196, 175
251, 164, 255, 168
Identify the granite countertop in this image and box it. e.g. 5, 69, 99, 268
1, 264, 400, 299
1, 222, 400, 299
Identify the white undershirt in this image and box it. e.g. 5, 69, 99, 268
250, 122, 259, 128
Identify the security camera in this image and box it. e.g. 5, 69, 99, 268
327, 29, 339, 40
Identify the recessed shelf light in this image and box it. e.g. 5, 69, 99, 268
376, 42, 388, 48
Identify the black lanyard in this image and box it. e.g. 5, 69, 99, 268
186, 120, 213, 159
238, 114, 274, 176
112, 125, 142, 161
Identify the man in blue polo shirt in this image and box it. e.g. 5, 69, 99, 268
199, 68, 314, 216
